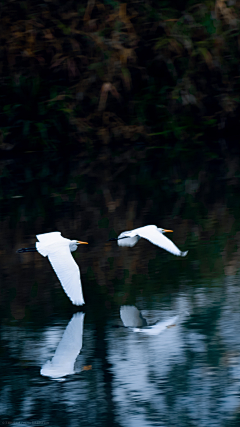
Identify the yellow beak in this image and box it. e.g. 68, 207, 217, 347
163, 229, 173, 233
77, 241, 88, 244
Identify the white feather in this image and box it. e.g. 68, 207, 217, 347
36, 232, 63, 244
117, 231, 140, 247
118, 225, 188, 257
48, 247, 84, 305
41, 312, 85, 378
36, 232, 70, 257
36, 232, 85, 305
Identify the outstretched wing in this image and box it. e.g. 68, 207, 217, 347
41, 312, 85, 378
47, 245, 85, 305
138, 227, 188, 257
117, 231, 140, 247
36, 232, 68, 257
36, 232, 63, 244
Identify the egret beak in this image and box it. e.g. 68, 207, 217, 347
77, 241, 88, 244
163, 229, 173, 233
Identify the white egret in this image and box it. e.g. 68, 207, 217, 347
17, 232, 88, 305
109, 225, 188, 256
41, 312, 85, 379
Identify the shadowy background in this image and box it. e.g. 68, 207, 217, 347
0, 0, 240, 160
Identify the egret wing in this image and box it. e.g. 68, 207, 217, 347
48, 245, 85, 305
117, 231, 140, 247
36, 232, 70, 257
41, 312, 85, 378
36, 232, 63, 244
138, 228, 187, 256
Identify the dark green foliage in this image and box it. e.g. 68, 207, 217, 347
0, 0, 240, 156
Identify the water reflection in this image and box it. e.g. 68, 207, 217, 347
107, 287, 240, 426
2, 284, 240, 425
120, 305, 180, 335
133, 314, 179, 335
40, 312, 85, 380
120, 305, 147, 327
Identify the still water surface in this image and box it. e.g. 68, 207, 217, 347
1, 153, 240, 426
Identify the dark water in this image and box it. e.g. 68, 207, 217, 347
1, 153, 240, 426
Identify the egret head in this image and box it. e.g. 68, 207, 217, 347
70, 240, 88, 252
158, 228, 173, 234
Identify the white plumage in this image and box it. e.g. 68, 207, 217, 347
117, 232, 140, 247
41, 312, 85, 379
117, 225, 188, 257
36, 232, 88, 305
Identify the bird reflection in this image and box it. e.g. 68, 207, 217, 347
120, 305, 178, 335
41, 312, 85, 379
133, 315, 179, 335
120, 305, 147, 327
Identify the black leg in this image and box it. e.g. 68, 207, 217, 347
16, 247, 37, 253
108, 236, 130, 242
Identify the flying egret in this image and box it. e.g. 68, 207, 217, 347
17, 232, 88, 305
109, 225, 188, 256
41, 312, 85, 379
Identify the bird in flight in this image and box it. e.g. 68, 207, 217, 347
109, 225, 188, 257
17, 232, 88, 305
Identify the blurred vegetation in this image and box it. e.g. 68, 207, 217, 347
0, 0, 240, 156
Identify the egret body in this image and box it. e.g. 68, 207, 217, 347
17, 232, 88, 305
110, 225, 188, 257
